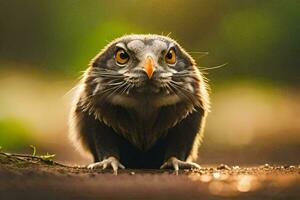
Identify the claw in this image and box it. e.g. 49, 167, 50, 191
174, 162, 179, 175
160, 157, 201, 175
102, 162, 108, 170
87, 156, 125, 175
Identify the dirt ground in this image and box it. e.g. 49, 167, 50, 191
0, 152, 299, 200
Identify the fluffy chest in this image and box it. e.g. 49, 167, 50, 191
93, 102, 194, 150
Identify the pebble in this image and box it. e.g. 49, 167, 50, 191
264, 164, 270, 168
217, 164, 231, 170
233, 166, 240, 170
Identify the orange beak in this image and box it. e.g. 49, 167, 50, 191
144, 56, 155, 79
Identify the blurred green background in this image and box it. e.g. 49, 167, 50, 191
0, 0, 299, 165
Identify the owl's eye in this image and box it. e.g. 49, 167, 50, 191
165, 48, 176, 65
115, 49, 129, 65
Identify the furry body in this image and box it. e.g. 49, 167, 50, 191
69, 34, 210, 169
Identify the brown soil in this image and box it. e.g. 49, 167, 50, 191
0, 152, 299, 200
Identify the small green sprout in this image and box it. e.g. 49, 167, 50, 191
40, 152, 56, 161
30, 145, 36, 156
29, 145, 56, 162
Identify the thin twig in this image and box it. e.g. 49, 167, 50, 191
0, 152, 73, 168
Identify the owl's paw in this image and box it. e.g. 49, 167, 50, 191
87, 156, 125, 175
160, 157, 201, 175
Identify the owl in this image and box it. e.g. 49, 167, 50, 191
69, 34, 210, 174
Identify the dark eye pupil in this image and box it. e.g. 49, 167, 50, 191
120, 51, 128, 59
166, 52, 173, 59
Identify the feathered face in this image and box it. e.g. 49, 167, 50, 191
87, 35, 203, 108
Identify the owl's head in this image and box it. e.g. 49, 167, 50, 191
85, 34, 207, 109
